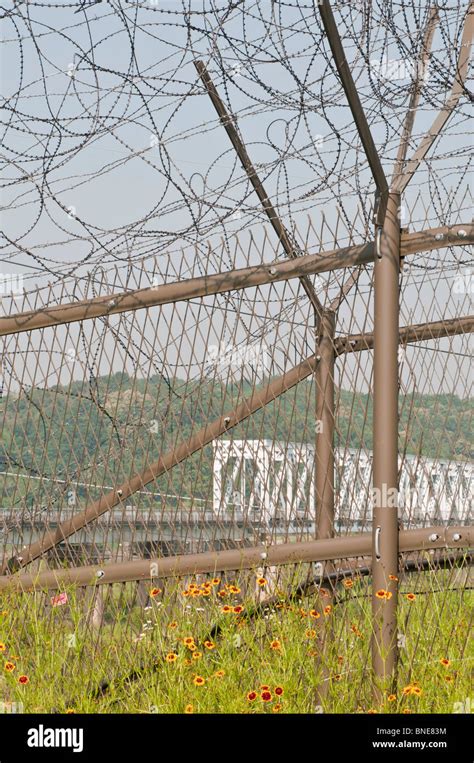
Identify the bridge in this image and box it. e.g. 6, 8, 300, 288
213, 440, 473, 528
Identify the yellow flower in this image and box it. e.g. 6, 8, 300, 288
0, 643, 6, 653
388, 694, 396, 702
165, 653, 178, 663
193, 675, 205, 686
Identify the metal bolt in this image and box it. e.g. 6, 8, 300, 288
457, 229, 467, 238
260, 552, 267, 560
452, 532, 462, 541
434, 233, 444, 241
223, 416, 231, 426
269, 267, 277, 276
96, 570, 105, 579
428, 533, 439, 542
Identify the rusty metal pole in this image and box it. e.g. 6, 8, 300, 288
315, 310, 336, 541
372, 192, 401, 700
314, 309, 336, 707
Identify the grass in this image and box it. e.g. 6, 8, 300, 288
0, 567, 471, 714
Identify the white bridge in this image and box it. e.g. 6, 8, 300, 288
213, 440, 473, 526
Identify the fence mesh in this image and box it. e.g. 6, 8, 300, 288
0, 0, 472, 714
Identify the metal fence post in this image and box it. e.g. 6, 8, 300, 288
315, 309, 336, 540
314, 309, 336, 707
372, 192, 401, 700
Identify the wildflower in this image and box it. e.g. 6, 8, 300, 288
403, 709, 412, 714
211, 578, 220, 586
222, 605, 232, 613
192, 651, 202, 660
4, 662, 15, 672
305, 629, 317, 639
183, 637, 195, 646
375, 589, 388, 600
309, 609, 320, 619
184, 659, 192, 666
182, 590, 190, 597
218, 590, 227, 598
412, 686, 422, 696
233, 605, 244, 614
214, 670, 225, 678
389, 574, 398, 581
228, 585, 241, 594
168, 621, 178, 629
150, 588, 161, 597
323, 605, 332, 615
193, 675, 205, 686
191, 590, 201, 598
402, 685, 412, 696
367, 709, 377, 714
343, 579, 353, 589
337, 656, 344, 664
184, 704, 193, 714
388, 694, 396, 702
166, 653, 178, 663
247, 691, 257, 702
188, 643, 197, 652
445, 675, 454, 683
66, 709, 75, 714
439, 658, 450, 667
333, 674, 342, 682
260, 685, 270, 691
270, 640, 281, 651
18, 675, 29, 685
0, 643, 5, 653
257, 577, 267, 588
204, 640, 215, 650
274, 686, 284, 697
273, 704, 282, 713
201, 589, 211, 597
261, 690, 272, 702
406, 593, 416, 602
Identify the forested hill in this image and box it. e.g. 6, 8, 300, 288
1, 373, 472, 506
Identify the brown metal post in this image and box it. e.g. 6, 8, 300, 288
314, 309, 336, 707
372, 192, 401, 699
315, 310, 336, 540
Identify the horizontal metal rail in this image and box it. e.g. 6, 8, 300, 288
1, 526, 470, 591
1, 224, 471, 337
335, 315, 474, 355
